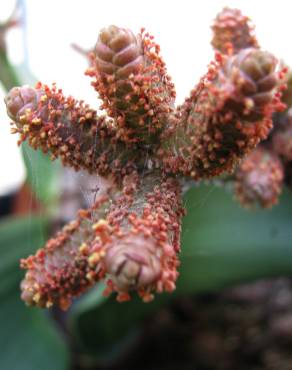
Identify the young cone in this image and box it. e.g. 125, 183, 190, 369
160, 48, 283, 179
100, 172, 184, 302
4, 10, 287, 310
88, 25, 175, 143
20, 172, 184, 309
20, 193, 112, 309
234, 147, 284, 208
211, 7, 258, 55
5, 83, 136, 177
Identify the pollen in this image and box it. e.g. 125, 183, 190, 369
5, 9, 286, 310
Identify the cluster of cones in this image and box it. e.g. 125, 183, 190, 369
4, 7, 290, 309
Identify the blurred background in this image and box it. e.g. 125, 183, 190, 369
1, 1, 292, 370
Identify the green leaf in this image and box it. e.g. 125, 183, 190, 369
21, 142, 60, 205
178, 185, 292, 293
0, 294, 69, 370
68, 185, 292, 360
0, 50, 21, 90
14, 62, 39, 87
0, 216, 47, 297
0, 216, 69, 370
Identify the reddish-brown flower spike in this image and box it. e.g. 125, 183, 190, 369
7, 14, 287, 310
21, 172, 184, 308
87, 25, 176, 143
5, 83, 137, 177
20, 193, 112, 309
234, 147, 284, 208
99, 172, 184, 302
160, 48, 283, 180
211, 7, 258, 55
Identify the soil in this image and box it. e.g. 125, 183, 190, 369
73, 279, 292, 370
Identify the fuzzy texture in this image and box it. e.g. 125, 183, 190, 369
5, 83, 139, 178
100, 173, 184, 302
211, 7, 258, 55
4, 8, 287, 310
20, 172, 183, 308
20, 194, 110, 309
87, 26, 175, 143
160, 48, 283, 180
234, 147, 284, 208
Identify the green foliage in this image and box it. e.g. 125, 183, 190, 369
68, 184, 292, 360
179, 184, 292, 292
21, 142, 60, 205
0, 216, 69, 370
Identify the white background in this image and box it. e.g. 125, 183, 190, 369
0, 0, 291, 195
